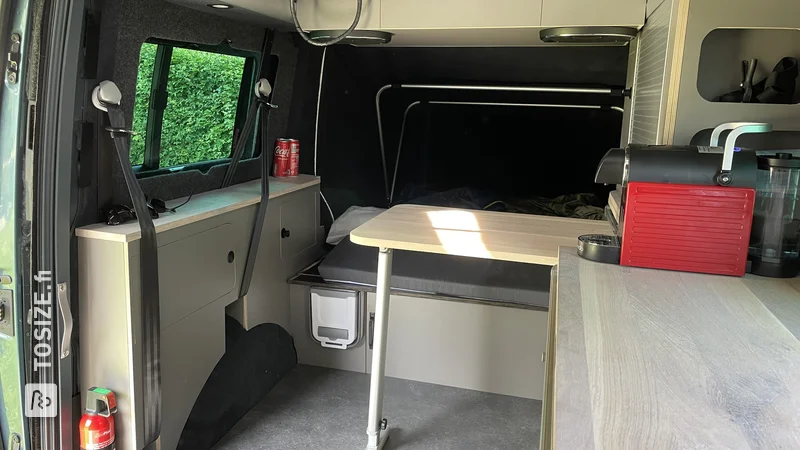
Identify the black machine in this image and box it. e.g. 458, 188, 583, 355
583, 122, 800, 278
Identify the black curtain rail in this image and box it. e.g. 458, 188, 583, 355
374, 82, 629, 203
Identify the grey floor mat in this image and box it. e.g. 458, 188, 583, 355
213, 365, 542, 450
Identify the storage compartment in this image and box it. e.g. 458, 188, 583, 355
670, 0, 800, 144
365, 292, 549, 399
381, 0, 542, 30
280, 187, 319, 260
133, 223, 236, 329
310, 287, 360, 349
294, 0, 381, 31
288, 284, 368, 373
697, 28, 800, 104
541, 0, 645, 28
311, 45, 628, 220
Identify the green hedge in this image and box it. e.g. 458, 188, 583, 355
130, 43, 246, 167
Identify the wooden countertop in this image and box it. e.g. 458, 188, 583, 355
350, 204, 612, 266
76, 175, 319, 243
553, 248, 800, 449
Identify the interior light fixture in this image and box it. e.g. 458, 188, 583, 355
208, 3, 232, 9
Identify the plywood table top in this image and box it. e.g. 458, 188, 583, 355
350, 204, 612, 266
554, 248, 800, 449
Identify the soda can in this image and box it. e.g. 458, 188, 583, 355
288, 139, 300, 177
273, 138, 291, 177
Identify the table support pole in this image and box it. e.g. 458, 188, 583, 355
366, 247, 393, 450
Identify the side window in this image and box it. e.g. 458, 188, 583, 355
130, 40, 260, 172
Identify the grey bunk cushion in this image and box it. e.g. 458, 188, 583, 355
318, 237, 551, 309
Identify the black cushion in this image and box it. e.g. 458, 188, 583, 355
318, 237, 551, 309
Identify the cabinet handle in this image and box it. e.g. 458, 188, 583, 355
281, 228, 291, 238
368, 313, 375, 350
57, 283, 73, 359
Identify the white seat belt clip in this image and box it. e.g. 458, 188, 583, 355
255, 78, 278, 109
92, 80, 122, 111
93, 80, 136, 137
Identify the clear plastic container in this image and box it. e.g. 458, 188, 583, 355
749, 153, 800, 278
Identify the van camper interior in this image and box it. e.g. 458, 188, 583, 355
3, 0, 800, 449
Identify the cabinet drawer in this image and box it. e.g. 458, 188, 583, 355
381, 0, 542, 29
280, 189, 318, 260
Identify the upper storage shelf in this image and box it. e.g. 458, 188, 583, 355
541, 0, 645, 28
670, 0, 800, 144
697, 28, 800, 104
380, 0, 542, 30
289, 0, 645, 45
295, 0, 381, 30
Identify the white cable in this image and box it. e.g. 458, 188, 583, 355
314, 47, 326, 177
320, 192, 336, 224
290, 0, 362, 47
313, 48, 336, 224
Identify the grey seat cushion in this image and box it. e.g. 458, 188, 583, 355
318, 237, 551, 309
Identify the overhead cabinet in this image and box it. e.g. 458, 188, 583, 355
380, 0, 542, 29
294, 0, 381, 30
541, 0, 645, 27
670, 0, 800, 144
293, 0, 645, 33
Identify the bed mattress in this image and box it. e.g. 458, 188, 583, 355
317, 237, 551, 309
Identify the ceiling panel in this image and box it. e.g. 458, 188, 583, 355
166, 0, 293, 27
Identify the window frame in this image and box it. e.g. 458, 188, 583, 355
134, 38, 261, 174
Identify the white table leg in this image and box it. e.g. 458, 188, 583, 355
366, 248, 393, 450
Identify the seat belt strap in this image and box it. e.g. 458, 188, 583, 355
229, 79, 277, 299
221, 99, 259, 188
93, 81, 162, 449
239, 93, 275, 298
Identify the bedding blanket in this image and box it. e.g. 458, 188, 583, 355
406, 187, 605, 220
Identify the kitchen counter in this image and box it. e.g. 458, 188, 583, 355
547, 249, 800, 449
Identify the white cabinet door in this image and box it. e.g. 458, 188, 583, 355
280, 188, 318, 260
541, 0, 645, 27
294, 0, 381, 31
381, 0, 542, 30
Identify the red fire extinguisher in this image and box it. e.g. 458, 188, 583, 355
79, 387, 117, 450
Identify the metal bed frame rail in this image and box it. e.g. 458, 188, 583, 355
375, 83, 629, 203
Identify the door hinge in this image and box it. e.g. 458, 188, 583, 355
6, 33, 21, 84
0, 288, 14, 337
10, 433, 20, 450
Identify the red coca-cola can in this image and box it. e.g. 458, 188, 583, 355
273, 138, 291, 177
288, 139, 300, 177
